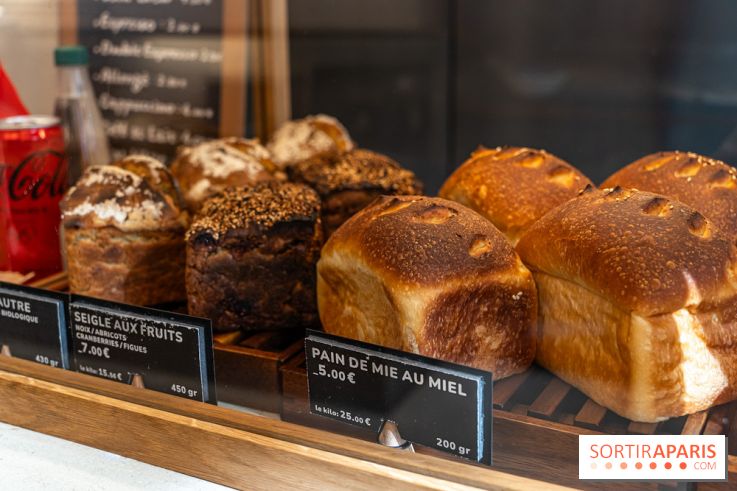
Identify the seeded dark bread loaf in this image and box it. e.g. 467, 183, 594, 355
516, 187, 737, 422
317, 195, 537, 379
288, 149, 423, 237
440, 147, 593, 244
61, 155, 189, 305
267, 114, 354, 169
186, 182, 323, 332
602, 151, 737, 238
170, 137, 281, 212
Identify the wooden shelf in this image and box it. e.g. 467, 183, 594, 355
0, 355, 572, 490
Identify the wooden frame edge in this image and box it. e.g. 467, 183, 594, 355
58, 0, 78, 45
219, 0, 248, 137
0, 356, 568, 490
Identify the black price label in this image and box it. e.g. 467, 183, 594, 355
0, 282, 70, 369
69, 295, 216, 404
305, 331, 492, 465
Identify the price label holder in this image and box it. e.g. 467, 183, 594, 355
69, 295, 216, 404
0, 281, 71, 369
305, 330, 492, 466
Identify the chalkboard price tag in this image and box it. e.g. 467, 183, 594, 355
69, 295, 216, 404
305, 330, 492, 465
0, 282, 70, 369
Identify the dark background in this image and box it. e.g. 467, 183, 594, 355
288, 0, 737, 192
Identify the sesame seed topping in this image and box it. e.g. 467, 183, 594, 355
187, 181, 320, 240
290, 149, 422, 196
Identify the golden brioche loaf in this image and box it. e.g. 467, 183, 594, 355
317, 195, 537, 379
602, 151, 737, 238
516, 187, 737, 422
440, 146, 592, 243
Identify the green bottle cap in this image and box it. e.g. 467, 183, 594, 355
54, 45, 89, 66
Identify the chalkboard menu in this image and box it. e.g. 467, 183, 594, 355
75, 0, 244, 163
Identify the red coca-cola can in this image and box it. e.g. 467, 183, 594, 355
0, 116, 67, 279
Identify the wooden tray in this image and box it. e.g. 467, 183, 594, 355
29, 272, 302, 413
213, 329, 303, 412
281, 352, 737, 490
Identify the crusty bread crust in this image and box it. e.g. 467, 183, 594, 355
61, 156, 189, 305
602, 151, 737, 238
439, 147, 592, 243
318, 195, 537, 379
516, 187, 737, 316
170, 137, 279, 212
289, 149, 423, 237
517, 188, 737, 421
62, 158, 188, 232
65, 227, 186, 305
186, 182, 323, 331
267, 114, 354, 169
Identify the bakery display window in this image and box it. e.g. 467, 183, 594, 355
0, 0, 736, 489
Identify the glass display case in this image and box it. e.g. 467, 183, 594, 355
0, 1, 736, 489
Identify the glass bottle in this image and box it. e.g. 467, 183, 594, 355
53, 45, 111, 185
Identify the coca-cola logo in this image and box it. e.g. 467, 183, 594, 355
0, 150, 67, 201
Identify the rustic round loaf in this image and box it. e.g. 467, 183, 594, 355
439, 146, 592, 243
317, 195, 537, 379
267, 114, 354, 169
602, 151, 737, 238
288, 148, 423, 237
170, 137, 280, 212
62, 155, 187, 232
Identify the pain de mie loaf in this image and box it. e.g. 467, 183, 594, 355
516, 186, 737, 422
439, 146, 592, 243
602, 151, 737, 238
317, 195, 537, 379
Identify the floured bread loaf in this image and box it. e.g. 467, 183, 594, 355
602, 151, 737, 238
61, 155, 189, 305
317, 195, 537, 379
171, 137, 281, 211
440, 146, 592, 243
267, 114, 354, 169
516, 187, 737, 422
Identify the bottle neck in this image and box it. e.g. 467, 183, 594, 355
57, 65, 93, 98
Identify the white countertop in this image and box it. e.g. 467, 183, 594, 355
0, 421, 232, 490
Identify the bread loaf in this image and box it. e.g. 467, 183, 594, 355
267, 114, 354, 169
171, 137, 280, 212
440, 146, 592, 243
602, 151, 737, 238
516, 187, 737, 422
288, 148, 423, 237
317, 195, 537, 379
61, 155, 189, 305
186, 182, 323, 331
